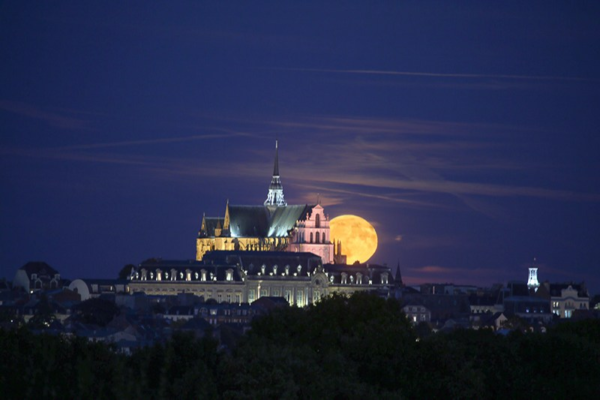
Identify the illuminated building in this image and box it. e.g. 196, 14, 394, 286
196, 141, 334, 263
125, 141, 399, 303
127, 252, 397, 305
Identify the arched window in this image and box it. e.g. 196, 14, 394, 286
316, 231, 320, 243
315, 213, 321, 228
310, 232, 313, 243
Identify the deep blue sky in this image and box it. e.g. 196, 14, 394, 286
2, 2, 599, 293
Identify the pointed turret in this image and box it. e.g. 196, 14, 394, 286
223, 199, 230, 232
264, 140, 287, 206
395, 260, 404, 286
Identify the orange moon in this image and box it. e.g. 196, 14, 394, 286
330, 215, 378, 264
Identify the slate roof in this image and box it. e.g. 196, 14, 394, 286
201, 204, 314, 238
202, 250, 322, 276
19, 262, 59, 278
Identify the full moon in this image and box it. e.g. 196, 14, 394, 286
330, 215, 378, 264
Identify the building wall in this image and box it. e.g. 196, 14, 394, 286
551, 285, 589, 318
128, 271, 394, 306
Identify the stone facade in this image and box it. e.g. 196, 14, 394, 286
128, 252, 397, 306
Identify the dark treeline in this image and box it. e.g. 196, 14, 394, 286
1, 292, 599, 399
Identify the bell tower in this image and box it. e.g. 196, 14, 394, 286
527, 258, 540, 291
264, 140, 287, 207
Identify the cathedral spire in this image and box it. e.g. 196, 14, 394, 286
273, 139, 279, 176
264, 140, 287, 207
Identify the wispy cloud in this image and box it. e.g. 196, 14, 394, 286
53, 132, 247, 151
274, 67, 599, 83
0, 100, 90, 130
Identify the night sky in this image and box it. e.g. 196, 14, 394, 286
2, 2, 599, 293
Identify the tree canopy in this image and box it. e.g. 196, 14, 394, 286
1, 292, 599, 399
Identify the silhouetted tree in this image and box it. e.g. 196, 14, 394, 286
72, 298, 120, 327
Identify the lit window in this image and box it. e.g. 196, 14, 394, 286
296, 291, 304, 307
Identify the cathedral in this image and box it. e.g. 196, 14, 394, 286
196, 141, 340, 264
126, 141, 398, 305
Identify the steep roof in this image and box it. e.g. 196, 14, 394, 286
19, 262, 59, 278
201, 204, 314, 238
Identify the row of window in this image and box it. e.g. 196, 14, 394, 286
135, 268, 235, 282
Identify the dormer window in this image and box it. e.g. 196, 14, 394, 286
341, 273, 348, 284
261, 264, 266, 275
330, 275, 334, 283
350, 275, 354, 284
285, 265, 290, 275
156, 269, 162, 281
226, 269, 234, 281
381, 273, 389, 285
201, 269, 207, 282
210, 272, 215, 281
273, 265, 278, 275
297, 265, 302, 274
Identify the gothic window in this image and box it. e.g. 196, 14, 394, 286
315, 213, 320, 228
316, 231, 320, 243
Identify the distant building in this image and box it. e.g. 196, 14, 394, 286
503, 296, 552, 323
536, 282, 589, 318
127, 251, 398, 306
196, 141, 336, 263
68, 279, 129, 301
402, 301, 431, 324
13, 262, 62, 293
